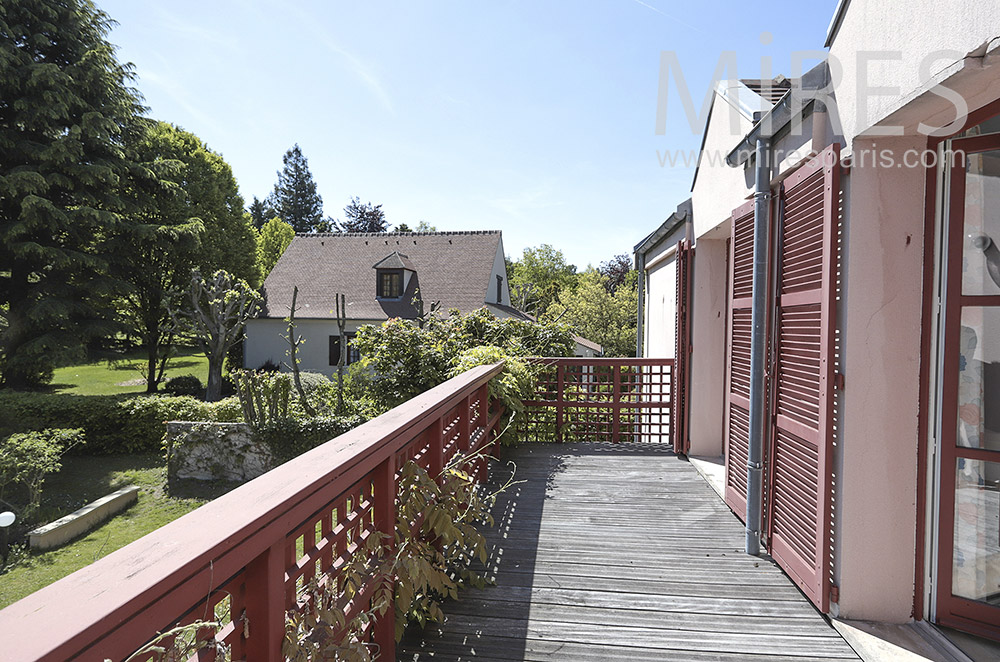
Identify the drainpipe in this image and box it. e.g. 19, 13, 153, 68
635, 251, 646, 356
745, 136, 771, 556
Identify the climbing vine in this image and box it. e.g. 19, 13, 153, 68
282, 447, 511, 660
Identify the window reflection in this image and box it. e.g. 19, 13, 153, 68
962, 149, 1000, 296
952, 459, 1000, 605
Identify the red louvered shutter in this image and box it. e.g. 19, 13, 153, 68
724, 201, 755, 519
767, 143, 840, 611
673, 240, 693, 454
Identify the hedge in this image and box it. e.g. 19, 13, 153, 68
0, 392, 242, 455
254, 415, 369, 463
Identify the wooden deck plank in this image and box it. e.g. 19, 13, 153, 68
398, 443, 859, 661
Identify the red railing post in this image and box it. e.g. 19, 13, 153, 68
244, 541, 286, 662
611, 364, 621, 443
373, 456, 397, 662
458, 395, 471, 452
428, 417, 445, 479
555, 363, 564, 443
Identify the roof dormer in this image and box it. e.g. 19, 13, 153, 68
372, 251, 416, 299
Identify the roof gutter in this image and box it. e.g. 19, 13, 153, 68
726, 61, 830, 169
725, 89, 793, 168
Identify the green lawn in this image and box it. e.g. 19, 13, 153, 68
0, 453, 237, 609
49, 348, 209, 396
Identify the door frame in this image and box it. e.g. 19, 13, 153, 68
931, 130, 1000, 638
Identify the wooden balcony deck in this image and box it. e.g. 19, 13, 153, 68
399, 443, 860, 662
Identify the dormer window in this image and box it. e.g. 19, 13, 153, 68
372, 251, 415, 300
378, 270, 403, 298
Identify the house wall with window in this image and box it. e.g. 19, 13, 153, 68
244, 318, 376, 374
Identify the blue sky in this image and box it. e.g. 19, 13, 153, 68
100, 0, 838, 269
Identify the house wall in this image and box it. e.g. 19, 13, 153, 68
688, 232, 729, 457
828, 0, 1000, 150
691, 90, 755, 239
826, 1, 1000, 623
835, 135, 927, 622
244, 318, 378, 375
490, 237, 511, 306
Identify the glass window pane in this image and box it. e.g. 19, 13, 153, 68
952, 458, 1000, 606
961, 149, 1000, 296
957, 307, 1000, 450
960, 115, 1000, 138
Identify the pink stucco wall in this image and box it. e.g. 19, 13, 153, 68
837, 134, 927, 622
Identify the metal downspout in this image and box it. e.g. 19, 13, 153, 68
746, 136, 771, 556
636, 252, 646, 357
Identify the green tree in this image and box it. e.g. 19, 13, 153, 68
113, 122, 257, 392
247, 195, 276, 229
113, 122, 206, 393
509, 244, 578, 316
336, 197, 388, 233
257, 216, 295, 280
271, 144, 323, 233
154, 126, 256, 286
546, 269, 638, 357
0, 0, 148, 388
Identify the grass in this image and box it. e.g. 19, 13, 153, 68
0, 453, 238, 609
49, 347, 209, 396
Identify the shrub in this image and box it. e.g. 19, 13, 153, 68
231, 370, 291, 428
162, 374, 204, 397
0, 392, 243, 455
0, 428, 85, 519
450, 346, 539, 444
254, 415, 369, 463
352, 308, 573, 416
297, 372, 331, 396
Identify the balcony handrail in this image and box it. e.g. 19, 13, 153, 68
0, 362, 504, 662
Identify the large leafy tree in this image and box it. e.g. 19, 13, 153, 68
113, 122, 257, 392
336, 197, 388, 233
271, 144, 323, 233
0, 0, 148, 388
159, 125, 257, 287
509, 244, 578, 317
546, 269, 638, 357
257, 216, 295, 280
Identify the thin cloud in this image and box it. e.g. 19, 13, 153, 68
284, 4, 394, 113
628, 0, 709, 37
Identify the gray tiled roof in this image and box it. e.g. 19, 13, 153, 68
260, 231, 502, 320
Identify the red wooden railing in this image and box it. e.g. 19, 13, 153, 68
0, 363, 504, 662
519, 358, 674, 444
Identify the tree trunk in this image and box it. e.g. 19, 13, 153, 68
206, 347, 225, 401
145, 344, 158, 393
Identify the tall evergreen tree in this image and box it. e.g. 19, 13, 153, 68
0, 0, 148, 388
247, 195, 275, 229
271, 144, 323, 233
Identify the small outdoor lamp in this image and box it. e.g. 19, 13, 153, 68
0, 511, 15, 565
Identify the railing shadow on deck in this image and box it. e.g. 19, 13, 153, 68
397, 442, 678, 661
